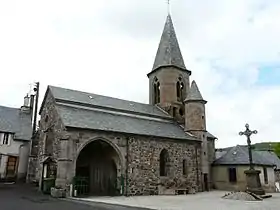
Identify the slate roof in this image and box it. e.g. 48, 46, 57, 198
213, 145, 277, 167
185, 80, 205, 102
207, 132, 217, 139
48, 86, 171, 119
149, 14, 190, 75
56, 102, 198, 141
0, 106, 32, 141
45, 86, 198, 141
256, 151, 280, 170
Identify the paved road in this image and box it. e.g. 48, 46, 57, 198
0, 183, 150, 210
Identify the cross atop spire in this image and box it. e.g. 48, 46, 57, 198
167, 0, 171, 14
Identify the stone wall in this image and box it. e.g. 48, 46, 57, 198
35, 91, 68, 187
27, 156, 38, 183
207, 139, 215, 164
65, 129, 201, 196
148, 67, 190, 106
207, 139, 216, 189
185, 102, 206, 131
27, 132, 39, 183
275, 170, 280, 182
127, 136, 201, 196
148, 67, 190, 124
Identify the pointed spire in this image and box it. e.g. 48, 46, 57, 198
149, 14, 189, 74
185, 80, 207, 103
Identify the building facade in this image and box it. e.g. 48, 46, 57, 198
29, 14, 217, 197
0, 96, 33, 181
213, 146, 280, 193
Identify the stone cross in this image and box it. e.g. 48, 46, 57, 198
239, 123, 258, 170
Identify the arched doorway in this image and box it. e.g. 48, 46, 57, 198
75, 140, 121, 196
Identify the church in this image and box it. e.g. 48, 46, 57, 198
30, 14, 217, 197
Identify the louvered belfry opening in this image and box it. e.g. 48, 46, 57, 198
75, 140, 119, 196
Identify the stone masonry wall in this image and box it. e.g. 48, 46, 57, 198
65, 129, 201, 196
35, 91, 68, 184
148, 67, 190, 106
128, 136, 201, 196
275, 170, 280, 182
67, 130, 128, 195
207, 139, 216, 189
185, 102, 206, 131
207, 139, 215, 164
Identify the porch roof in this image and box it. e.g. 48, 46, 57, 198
55, 102, 199, 141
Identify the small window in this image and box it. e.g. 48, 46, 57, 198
153, 78, 161, 104
179, 108, 184, 116
173, 107, 176, 117
2, 133, 9, 145
176, 77, 185, 102
45, 115, 49, 123
228, 168, 237, 183
183, 159, 187, 175
202, 116, 204, 120
160, 149, 169, 176
263, 167, 268, 184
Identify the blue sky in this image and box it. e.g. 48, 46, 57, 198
257, 65, 280, 86
0, 0, 279, 147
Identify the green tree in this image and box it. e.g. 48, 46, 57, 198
274, 143, 280, 157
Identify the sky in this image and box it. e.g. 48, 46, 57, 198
0, 0, 279, 148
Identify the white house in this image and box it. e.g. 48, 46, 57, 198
0, 95, 33, 181
213, 145, 280, 193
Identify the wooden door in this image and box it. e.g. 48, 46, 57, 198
90, 159, 117, 196
6, 156, 18, 179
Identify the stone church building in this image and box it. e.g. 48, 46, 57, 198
30, 14, 217, 197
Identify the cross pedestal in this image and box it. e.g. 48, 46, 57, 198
244, 169, 265, 195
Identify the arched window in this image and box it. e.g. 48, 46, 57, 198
176, 77, 184, 102
183, 159, 187, 175
176, 81, 181, 98
153, 77, 160, 104
160, 149, 169, 176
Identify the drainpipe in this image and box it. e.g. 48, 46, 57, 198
30, 94, 35, 121
32, 82, 39, 136
126, 136, 129, 196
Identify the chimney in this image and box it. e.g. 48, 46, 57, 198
30, 94, 35, 120
24, 94, 30, 107
21, 94, 31, 113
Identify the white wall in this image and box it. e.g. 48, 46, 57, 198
257, 166, 275, 186
0, 133, 30, 179
18, 142, 31, 179
212, 165, 276, 193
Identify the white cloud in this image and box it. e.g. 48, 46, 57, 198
0, 0, 279, 147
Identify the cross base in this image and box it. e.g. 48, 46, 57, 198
244, 169, 265, 195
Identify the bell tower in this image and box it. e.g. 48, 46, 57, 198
147, 14, 191, 122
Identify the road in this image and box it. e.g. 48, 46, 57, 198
0, 183, 150, 210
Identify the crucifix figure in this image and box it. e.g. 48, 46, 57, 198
239, 123, 258, 170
